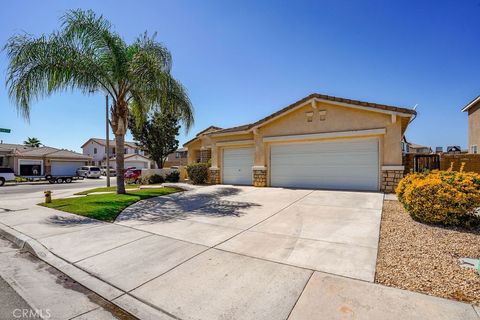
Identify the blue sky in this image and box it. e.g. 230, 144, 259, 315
0, 0, 479, 152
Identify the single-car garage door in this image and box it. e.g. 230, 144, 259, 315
51, 161, 83, 176
270, 139, 379, 191
126, 161, 148, 169
223, 148, 254, 185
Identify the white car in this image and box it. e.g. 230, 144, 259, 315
0, 168, 16, 186
76, 166, 102, 178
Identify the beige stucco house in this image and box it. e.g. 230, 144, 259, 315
462, 96, 480, 154
184, 93, 416, 192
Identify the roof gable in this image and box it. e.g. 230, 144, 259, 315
209, 93, 416, 136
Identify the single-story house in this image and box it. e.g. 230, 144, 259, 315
401, 137, 432, 154
0, 143, 91, 176
184, 93, 416, 192
111, 154, 152, 169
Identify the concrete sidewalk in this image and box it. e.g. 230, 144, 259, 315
0, 185, 478, 320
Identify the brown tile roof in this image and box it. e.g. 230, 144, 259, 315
210, 93, 416, 135
195, 126, 223, 136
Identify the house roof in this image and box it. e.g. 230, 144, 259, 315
208, 93, 416, 136
81, 138, 140, 149
0, 143, 33, 152
16, 146, 91, 160
461, 95, 480, 112
111, 154, 151, 161
195, 126, 223, 137
408, 143, 431, 149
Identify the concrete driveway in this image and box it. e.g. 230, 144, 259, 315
2, 184, 478, 319
116, 185, 383, 282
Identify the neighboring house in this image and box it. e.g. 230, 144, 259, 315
81, 138, 145, 166
0, 143, 91, 176
462, 96, 480, 154
164, 147, 188, 167
401, 137, 432, 154
111, 154, 151, 169
184, 93, 416, 192
446, 146, 462, 154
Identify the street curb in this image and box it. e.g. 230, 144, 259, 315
0, 223, 172, 319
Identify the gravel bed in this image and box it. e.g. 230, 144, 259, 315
375, 200, 480, 305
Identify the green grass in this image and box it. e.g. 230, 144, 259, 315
74, 185, 140, 195
40, 187, 179, 222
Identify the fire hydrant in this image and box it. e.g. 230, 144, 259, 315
44, 190, 52, 203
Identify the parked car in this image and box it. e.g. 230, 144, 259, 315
124, 168, 142, 183
76, 166, 102, 178
0, 168, 16, 186
100, 166, 116, 176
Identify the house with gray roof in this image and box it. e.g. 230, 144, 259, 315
0, 143, 91, 177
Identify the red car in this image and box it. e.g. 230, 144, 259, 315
124, 168, 142, 182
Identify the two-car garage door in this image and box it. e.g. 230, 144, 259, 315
270, 139, 379, 191
221, 139, 379, 191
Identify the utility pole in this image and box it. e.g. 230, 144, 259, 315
105, 95, 111, 187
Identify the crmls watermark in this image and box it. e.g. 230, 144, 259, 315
12, 309, 51, 319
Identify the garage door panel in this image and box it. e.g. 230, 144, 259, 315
223, 148, 254, 185
51, 161, 82, 176
270, 139, 379, 191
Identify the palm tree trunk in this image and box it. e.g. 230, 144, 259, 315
115, 134, 126, 194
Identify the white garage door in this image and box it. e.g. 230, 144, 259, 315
51, 161, 83, 176
126, 161, 148, 169
223, 148, 254, 185
270, 139, 379, 191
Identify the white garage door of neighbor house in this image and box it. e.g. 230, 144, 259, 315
270, 139, 379, 191
223, 148, 254, 185
127, 161, 148, 169
51, 161, 83, 176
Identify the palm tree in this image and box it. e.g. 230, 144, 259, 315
5, 9, 193, 194
23, 137, 41, 148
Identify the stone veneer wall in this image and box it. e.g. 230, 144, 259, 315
380, 170, 403, 193
253, 168, 267, 187
209, 168, 220, 184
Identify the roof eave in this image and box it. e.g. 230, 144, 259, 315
461, 96, 480, 112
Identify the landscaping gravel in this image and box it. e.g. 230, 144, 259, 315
375, 200, 480, 305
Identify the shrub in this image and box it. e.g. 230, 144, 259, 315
396, 170, 480, 227
142, 174, 164, 185
165, 170, 180, 183
186, 163, 209, 184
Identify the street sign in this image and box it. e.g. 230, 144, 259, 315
0, 128, 11, 133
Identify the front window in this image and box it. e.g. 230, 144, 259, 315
134, 149, 139, 154
94, 147, 97, 154
471, 145, 478, 154
124, 148, 128, 154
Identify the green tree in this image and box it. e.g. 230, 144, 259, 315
23, 137, 41, 148
129, 111, 180, 168
4, 9, 193, 194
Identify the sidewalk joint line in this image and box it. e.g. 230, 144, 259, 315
286, 271, 314, 320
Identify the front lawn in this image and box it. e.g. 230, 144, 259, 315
74, 185, 140, 195
376, 200, 480, 305
40, 187, 179, 222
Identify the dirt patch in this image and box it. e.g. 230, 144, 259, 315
375, 200, 480, 305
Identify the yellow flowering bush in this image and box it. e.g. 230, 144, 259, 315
396, 170, 480, 227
